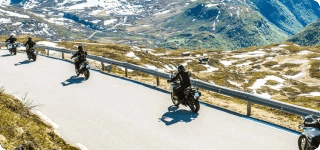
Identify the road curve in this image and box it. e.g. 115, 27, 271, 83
0, 49, 298, 150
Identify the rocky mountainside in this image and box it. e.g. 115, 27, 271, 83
0, 0, 319, 50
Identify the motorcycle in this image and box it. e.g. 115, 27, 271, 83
72, 56, 90, 80
6, 42, 17, 55
169, 72, 201, 113
26, 45, 37, 61
298, 115, 320, 150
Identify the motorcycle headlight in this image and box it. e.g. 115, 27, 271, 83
194, 92, 200, 97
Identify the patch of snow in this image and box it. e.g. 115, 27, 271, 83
284, 72, 305, 79
154, 10, 170, 15
249, 76, 285, 90
0, 9, 30, 18
253, 91, 272, 99
206, 4, 219, 7
0, 18, 11, 23
126, 52, 140, 60
104, 19, 117, 26
299, 92, 320, 97
228, 80, 241, 87
298, 50, 311, 55
144, 64, 165, 73
236, 61, 251, 67
290, 60, 307, 64
272, 65, 280, 68
278, 44, 288, 47
37, 41, 58, 47
266, 57, 274, 60
182, 60, 192, 66
92, 20, 101, 24
220, 60, 235, 67
312, 57, 320, 60
12, 22, 22, 26
232, 50, 266, 58
120, 67, 133, 72
201, 64, 219, 72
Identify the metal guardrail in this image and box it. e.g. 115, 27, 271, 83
3, 43, 320, 117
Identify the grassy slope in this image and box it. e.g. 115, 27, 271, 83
0, 87, 79, 150
289, 20, 320, 46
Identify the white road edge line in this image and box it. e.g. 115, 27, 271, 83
77, 143, 89, 150
35, 111, 59, 129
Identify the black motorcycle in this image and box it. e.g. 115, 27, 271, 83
6, 42, 17, 55
72, 56, 90, 80
298, 115, 320, 150
26, 46, 37, 61
169, 72, 201, 113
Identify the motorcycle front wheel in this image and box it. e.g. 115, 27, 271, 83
13, 49, 16, 55
189, 98, 200, 113
298, 135, 311, 150
32, 53, 37, 61
171, 92, 180, 106
84, 68, 90, 80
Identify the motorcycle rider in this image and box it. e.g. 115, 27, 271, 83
24, 36, 36, 56
167, 65, 191, 104
5, 34, 17, 46
71, 46, 87, 76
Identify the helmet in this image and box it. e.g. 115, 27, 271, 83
177, 65, 185, 72
28, 36, 32, 40
78, 45, 83, 51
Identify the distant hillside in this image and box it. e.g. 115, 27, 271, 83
162, 2, 288, 50
288, 19, 320, 46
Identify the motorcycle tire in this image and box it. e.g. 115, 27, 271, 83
14, 49, 16, 55
84, 68, 90, 80
298, 135, 311, 150
189, 98, 200, 113
33, 53, 37, 61
171, 92, 180, 106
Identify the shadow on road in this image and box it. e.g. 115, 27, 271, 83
61, 76, 85, 86
15, 60, 33, 66
159, 106, 198, 126
1, 54, 12, 57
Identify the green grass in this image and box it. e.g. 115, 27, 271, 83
310, 61, 320, 80
263, 61, 278, 67
266, 80, 279, 86
285, 70, 300, 76
0, 88, 79, 150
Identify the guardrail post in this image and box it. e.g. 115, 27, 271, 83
125, 68, 128, 77
156, 77, 160, 86
101, 62, 105, 71
247, 102, 252, 116
62, 52, 65, 59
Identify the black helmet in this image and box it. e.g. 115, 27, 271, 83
28, 36, 32, 40
177, 65, 185, 72
78, 45, 83, 51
